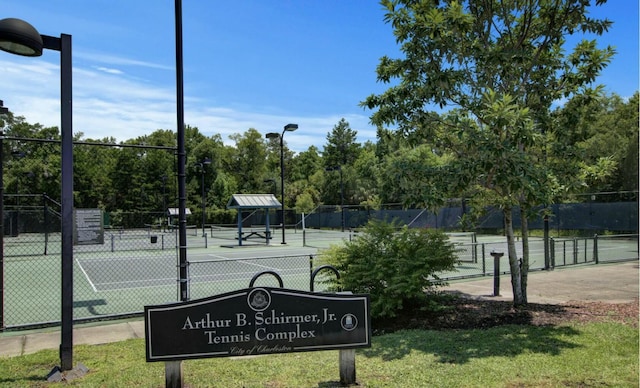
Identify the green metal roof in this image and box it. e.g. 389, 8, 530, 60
226, 194, 281, 209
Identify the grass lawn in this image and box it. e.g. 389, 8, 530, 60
0, 321, 637, 387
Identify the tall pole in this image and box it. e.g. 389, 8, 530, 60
0, 106, 5, 330
200, 164, 206, 237
58, 32, 74, 372
161, 175, 167, 232
279, 134, 285, 244
175, 0, 189, 302
339, 166, 344, 232
266, 124, 296, 244
0, 18, 75, 372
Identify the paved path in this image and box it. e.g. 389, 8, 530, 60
441, 260, 639, 304
1, 261, 637, 358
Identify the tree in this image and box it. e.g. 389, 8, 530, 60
229, 128, 270, 194
290, 145, 322, 183
362, 0, 615, 306
323, 118, 361, 169
551, 91, 639, 194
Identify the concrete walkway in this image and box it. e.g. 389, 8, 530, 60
1, 260, 637, 358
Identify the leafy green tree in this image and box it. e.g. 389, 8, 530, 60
352, 142, 381, 207
552, 91, 638, 194
290, 145, 322, 183
323, 118, 361, 169
320, 219, 458, 318
362, 0, 615, 306
230, 128, 270, 194
294, 191, 316, 216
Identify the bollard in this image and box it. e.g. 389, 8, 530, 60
490, 251, 504, 296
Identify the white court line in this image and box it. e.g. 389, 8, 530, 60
94, 277, 175, 287
235, 260, 282, 271
204, 253, 229, 260
76, 258, 98, 292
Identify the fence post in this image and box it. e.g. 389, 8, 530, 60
550, 237, 555, 269
593, 234, 599, 264
490, 251, 504, 296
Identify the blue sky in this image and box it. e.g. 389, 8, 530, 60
1, 1, 638, 152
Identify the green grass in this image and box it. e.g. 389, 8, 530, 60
1, 321, 637, 387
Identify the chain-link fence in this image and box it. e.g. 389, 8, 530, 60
300, 201, 639, 234
437, 234, 638, 280
2, 210, 637, 330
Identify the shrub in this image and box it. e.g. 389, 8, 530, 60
320, 219, 459, 318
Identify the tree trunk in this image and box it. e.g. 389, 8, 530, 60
504, 207, 525, 306
519, 207, 529, 304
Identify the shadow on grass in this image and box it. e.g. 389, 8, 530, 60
362, 324, 580, 364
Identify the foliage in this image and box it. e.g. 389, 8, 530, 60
360, 0, 617, 306
0, 94, 635, 233
320, 219, 458, 318
323, 118, 361, 168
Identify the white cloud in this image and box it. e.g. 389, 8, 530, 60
95, 66, 123, 75
75, 51, 173, 71
2, 58, 377, 152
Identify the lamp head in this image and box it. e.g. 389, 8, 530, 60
0, 99, 8, 115
284, 123, 298, 132
265, 132, 280, 139
202, 157, 212, 165
0, 18, 43, 57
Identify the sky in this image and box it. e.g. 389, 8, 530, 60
1, 1, 638, 153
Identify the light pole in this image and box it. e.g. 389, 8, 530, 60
266, 123, 297, 244
175, 0, 189, 305
0, 17, 74, 371
0, 100, 8, 331
161, 175, 167, 231
196, 157, 211, 237
326, 166, 345, 232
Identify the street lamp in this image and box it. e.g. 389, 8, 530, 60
326, 166, 345, 232
160, 175, 167, 232
265, 123, 297, 244
0, 100, 8, 331
0, 17, 75, 371
196, 157, 211, 237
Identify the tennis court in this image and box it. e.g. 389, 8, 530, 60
2, 229, 328, 328
2, 228, 637, 329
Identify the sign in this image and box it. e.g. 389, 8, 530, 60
144, 287, 370, 362
73, 208, 104, 245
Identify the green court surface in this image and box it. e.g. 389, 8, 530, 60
2, 229, 637, 329
2, 228, 337, 328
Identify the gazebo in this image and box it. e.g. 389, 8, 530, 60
226, 194, 281, 246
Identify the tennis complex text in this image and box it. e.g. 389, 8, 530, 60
181, 309, 338, 351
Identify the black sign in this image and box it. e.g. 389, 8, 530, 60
145, 288, 370, 362
73, 208, 104, 245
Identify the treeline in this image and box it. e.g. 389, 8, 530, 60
0, 92, 637, 226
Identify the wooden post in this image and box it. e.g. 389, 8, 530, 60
165, 361, 183, 388
339, 349, 356, 385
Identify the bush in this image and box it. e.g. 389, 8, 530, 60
320, 219, 459, 318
